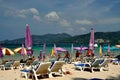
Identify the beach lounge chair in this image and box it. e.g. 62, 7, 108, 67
20, 62, 51, 80
48, 61, 65, 77
1, 62, 13, 70
32, 62, 51, 80
112, 59, 120, 65
74, 58, 104, 72
13, 61, 20, 69
99, 59, 109, 71
31, 60, 39, 68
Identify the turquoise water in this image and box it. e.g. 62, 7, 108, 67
1, 44, 120, 60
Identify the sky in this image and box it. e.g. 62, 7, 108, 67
0, 0, 120, 41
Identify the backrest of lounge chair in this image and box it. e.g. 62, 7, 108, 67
99, 59, 109, 67
91, 59, 102, 67
13, 61, 20, 67
31, 60, 39, 66
50, 61, 65, 72
5, 62, 12, 67
35, 62, 51, 74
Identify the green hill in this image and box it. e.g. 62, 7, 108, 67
0, 31, 120, 45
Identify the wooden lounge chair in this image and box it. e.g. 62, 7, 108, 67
48, 61, 65, 77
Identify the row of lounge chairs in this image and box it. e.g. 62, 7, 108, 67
0, 61, 20, 70
20, 61, 65, 80
74, 58, 109, 72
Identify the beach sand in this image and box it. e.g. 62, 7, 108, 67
0, 63, 120, 80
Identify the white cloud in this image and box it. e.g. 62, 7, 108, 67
75, 20, 92, 25
5, 8, 42, 22
45, 11, 59, 21
59, 19, 71, 27
29, 8, 39, 15
5, 8, 40, 19
33, 15, 41, 22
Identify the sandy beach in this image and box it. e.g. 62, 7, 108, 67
0, 62, 120, 80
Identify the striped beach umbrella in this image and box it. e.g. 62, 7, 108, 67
2, 48, 14, 56
14, 44, 27, 55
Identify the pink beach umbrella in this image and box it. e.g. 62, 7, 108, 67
107, 44, 110, 53
43, 43, 46, 61
0, 45, 3, 58
39, 50, 43, 61
89, 28, 94, 55
14, 44, 27, 55
54, 44, 57, 55
25, 24, 32, 49
71, 44, 74, 57
25, 24, 33, 56
21, 44, 26, 56
56, 47, 67, 52
73, 47, 88, 51
43, 43, 46, 54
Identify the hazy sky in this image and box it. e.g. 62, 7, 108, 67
0, 0, 120, 41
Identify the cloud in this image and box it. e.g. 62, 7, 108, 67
16, 8, 39, 17
29, 8, 39, 15
80, 27, 87, 31
5, 8, 41, 22
5, 8, 40, 21
45, 11, 59, 21
97, 18, 120, 25
33, 15, 41, 22
59, 19, 71, 27
75, 20, 92, 25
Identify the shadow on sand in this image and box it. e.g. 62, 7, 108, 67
72, 75, 120, 80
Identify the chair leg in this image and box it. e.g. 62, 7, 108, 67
91, 67, 94, 73
49, 73, 54, 78
21, 72, 28, 80
100, 67, 103, 71
25, 73, 28, 80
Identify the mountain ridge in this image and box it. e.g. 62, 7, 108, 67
0, 31, 120, 45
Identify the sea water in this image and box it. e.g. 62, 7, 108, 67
1, 43, 120, 60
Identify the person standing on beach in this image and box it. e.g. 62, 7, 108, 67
57, 53, 61, 61
75, 50, 80, 59
86, 49, 91, 57
64, 51, 70, 63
